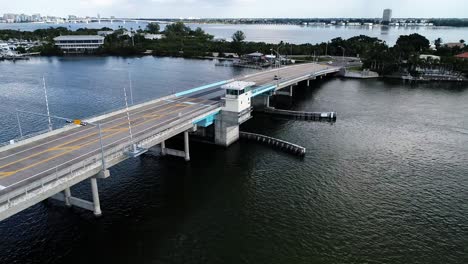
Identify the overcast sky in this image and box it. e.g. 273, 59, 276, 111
3, 0, 468, 18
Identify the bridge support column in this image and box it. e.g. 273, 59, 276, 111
266, 96, 270, 108
90, 177, 102, 217
275, 87, 293, 97
307, 79, 310, 86
160, 128, 193, 161
161, 141, 166, 156
215, 111, 241, 147
184, 131, 190, 161
49, 175, 104, 217
64, 188, 72, 207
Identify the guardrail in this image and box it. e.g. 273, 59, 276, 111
0, 102, 222, 211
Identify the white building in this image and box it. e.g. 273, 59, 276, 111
383, 9, 392, 24
420, 54, 441, 61
54, 35, 104, 54
221, 81, 255, 113
143, 34, 164, 40
97, 30, 114, 36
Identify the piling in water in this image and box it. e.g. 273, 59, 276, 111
239, 131, 306, 156
260, 107, 337, 122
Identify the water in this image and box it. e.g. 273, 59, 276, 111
1, 22, 467, 45
0, 57, 468, 263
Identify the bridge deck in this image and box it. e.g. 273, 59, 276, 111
0, 97, 218, 193
190, 63, 337, 100
0, 63, 338, 196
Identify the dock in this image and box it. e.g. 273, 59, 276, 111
239, 132, 306, 156
260, 107, 337, 122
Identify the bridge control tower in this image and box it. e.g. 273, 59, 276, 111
214, 81, 256, 146
221, 81, 255, 113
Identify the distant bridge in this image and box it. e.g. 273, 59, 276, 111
66, 18, 170, 24
0, 63, 339, 222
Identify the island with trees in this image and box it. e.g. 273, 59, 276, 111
0, 22, 467, 80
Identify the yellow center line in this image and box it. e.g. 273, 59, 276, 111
48, 146, 81, 151
0, 172, 15, 178
0, 103, 188, 170
103, 128, 128, 132
1, 101, 197, 177
78, 104, 191, 148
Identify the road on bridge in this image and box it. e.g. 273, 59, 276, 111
0, 63, 338, 195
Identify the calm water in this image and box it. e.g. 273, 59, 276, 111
1, 22, 467, 45
0, 57, 468, 263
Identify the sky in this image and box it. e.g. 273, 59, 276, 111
2, 0, 468, 18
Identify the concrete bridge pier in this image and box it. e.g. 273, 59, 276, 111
64, 188, 72, 207
161, 141, 166, 156
159, 129, 193, 161
215, 111, 242, 147
276, 85, 294, 97
90, 177, 102, 217
50, 173, 106, 217
251, 94, 270, 109
184, 131, 190, 161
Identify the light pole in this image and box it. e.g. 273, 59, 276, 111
127, 64, 134, 105
14, 109, 106, 167
15, 110, 23, 138
338, 46, 345, 63
123, 84, 137, 153
270, 44, 283, 79
42, 76, 53, 131
270, 44, 282, 68
97, 123, 106, 170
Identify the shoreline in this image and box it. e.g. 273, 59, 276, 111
2, 54, 466, 83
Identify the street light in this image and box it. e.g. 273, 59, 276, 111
338, 46, 345, 63
14, 109, 106, 169
270, 44, 283, 80
15, 109, 23, 138
122, 83, 147, 157
270, 44, 282, 69
42, 76, 53, 131
127, 62, 134, 105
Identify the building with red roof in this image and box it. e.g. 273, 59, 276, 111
455, 52, 468, 60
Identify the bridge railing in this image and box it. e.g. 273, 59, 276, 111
0, 103, 222, 210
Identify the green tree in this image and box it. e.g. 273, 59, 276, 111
435, 38, 443, 48
396, 34, 430, 59
232, 30, 246, 42
146, 23, 160, 34
231, 30, 246, 55
164, 22, 191, 37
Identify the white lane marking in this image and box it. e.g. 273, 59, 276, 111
6, 104, 218, 189
0, 97, 191, 161
0, 185, 5, 190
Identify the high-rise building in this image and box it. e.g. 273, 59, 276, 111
382, 9, 392, 25
32, 13, 41, 22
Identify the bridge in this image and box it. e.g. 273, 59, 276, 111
67, 18, 169, 24
0, 63, 339, 222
